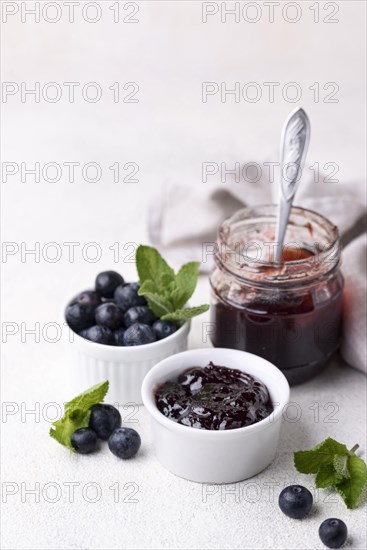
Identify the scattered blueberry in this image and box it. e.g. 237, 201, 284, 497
152, 319, 178, 340
95, 303, 124, 330
72, 290, 101, 308
114, 282, 146, 312
65, 302, 95, 332
80, 325, 114, 345
114, 327, 126, 346
124, 305, 156, 327
89, 404, 122, 440
278, 485, 313, 519
95, 271, 124, 298
71, 428, 98, 454
123, 323, 156, 346
319, 519, 348, 548
108, 427, 141, 459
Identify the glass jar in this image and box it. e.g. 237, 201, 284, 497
210, 205, 344, 385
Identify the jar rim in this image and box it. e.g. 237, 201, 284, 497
216, 204, 341, 285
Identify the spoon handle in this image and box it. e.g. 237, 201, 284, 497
274, 107, 311, 263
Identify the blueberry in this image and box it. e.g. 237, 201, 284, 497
65, 302, 95, 332
124, 306, 156, 327
95, 271, 124, 298
278, 485, 313, 519
123, 323, 156, 346
114, 282, 146, 312
72, 290, 101, 308
152, 319, 178, 340
95, 303, 124, 330
80, 325, 114, 345
114, 327, 125, 346
108, 427, 141, 459
89, 404, 122, 440
319, 519, 348, 548
71, 428, 98, 454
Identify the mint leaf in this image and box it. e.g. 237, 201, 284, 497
294, 438, 367, 509
50, 381, 109, 450
294, 438, 349, 473
136, 245, 209, 322
162, 304, 209, 322
50, 408, 91, 450
171, 262, 200, 310
333, 454, 350, 479
335, 454, 367, 509
160, 272, 176, 291
136, 245, 175, 287
316, 463, 343, 488
65, 380, 109, 411
138, 280, 173, 317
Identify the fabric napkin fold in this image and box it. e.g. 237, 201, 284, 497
148, 168, 366, 374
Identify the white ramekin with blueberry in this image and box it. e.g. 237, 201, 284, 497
63, 246, 209, 404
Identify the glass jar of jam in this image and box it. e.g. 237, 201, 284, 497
210, 205, 344, 385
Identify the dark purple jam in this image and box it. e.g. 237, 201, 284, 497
154, 362, 274, 430
210, 288, 343, 385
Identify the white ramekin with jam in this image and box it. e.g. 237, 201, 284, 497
209, 205, 344, 385
142, 348, 289, 483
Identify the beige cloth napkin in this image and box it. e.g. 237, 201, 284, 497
340, 232, 367, 374
148, 169, 366, 374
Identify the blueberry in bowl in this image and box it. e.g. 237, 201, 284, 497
95, 303, 124, 330
80, 325, 115, 345
65, 302, 95, 332
65, 268, 184, 347
95, 271, 124, 298
64, 270, 185, 350
65, 273, 159, 346
71, 290, 101, 308
114, 327, 126, 346
123, 323, 157, 346
114, 282, 146, 312
124, 306, 156, 328
153, 320, 177, 340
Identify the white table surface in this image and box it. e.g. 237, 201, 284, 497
2, 2, 366, 549
2, 272, 367, 550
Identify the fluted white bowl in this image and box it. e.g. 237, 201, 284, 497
64, 319, 190, 405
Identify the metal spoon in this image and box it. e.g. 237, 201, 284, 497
274, 107, 311, 263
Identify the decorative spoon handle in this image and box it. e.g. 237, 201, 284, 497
274, 107, 311, 263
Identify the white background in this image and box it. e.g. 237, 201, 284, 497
1, 1, 366, 549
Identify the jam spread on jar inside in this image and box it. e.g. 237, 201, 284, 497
155, 362, 274, 430
280, 246, 314, 262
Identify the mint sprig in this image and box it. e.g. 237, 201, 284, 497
136, 245, 209, 322
49, 381, 109, 450
294, 438, 367, 509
